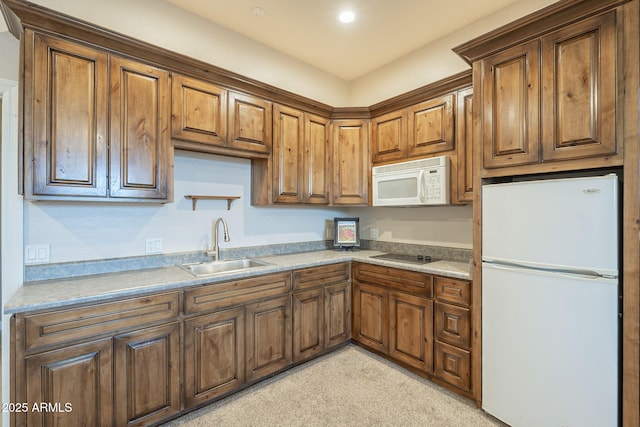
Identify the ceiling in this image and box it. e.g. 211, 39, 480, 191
165, 0, 524, 81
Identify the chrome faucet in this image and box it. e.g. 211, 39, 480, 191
207, 217, 230, 261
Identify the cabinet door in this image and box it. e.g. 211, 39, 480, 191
292, 288, 324, 362
332, 119, 370, 205
171, 73, 227, 147
324, 281, 352, 349
24, 338, 113, 427
541, 11, 617, 161
109, 56, 172, 200
456, 87, 474, 203
27, 31, 108, 198
435, 302, 471, 349
389, 292, 433, 373
273, 104, 305, 203
114, 323, 180, 426
371, 109, 407, 163
481, 39, 540, 169
304, 113, 331, 204
228, 91, 272, 154
245, 296, 292, 382
352, 281, 388, 353
434, 341, 471, 392
407, 94, 455, 157
184, 308, 245, 408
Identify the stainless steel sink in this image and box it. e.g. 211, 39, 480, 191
179, 258, 270, 277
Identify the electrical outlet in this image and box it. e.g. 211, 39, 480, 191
25, 244, 50, 264
145, 238, 163, 254
370, 228, 379, 239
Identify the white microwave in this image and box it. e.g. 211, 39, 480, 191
372, 156, 449, 206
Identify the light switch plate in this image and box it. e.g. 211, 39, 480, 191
25, 244, 50, 264
145, 238, 163, 254
370, 228, 379, 239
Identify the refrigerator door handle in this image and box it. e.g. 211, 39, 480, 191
483, 260, 616, 280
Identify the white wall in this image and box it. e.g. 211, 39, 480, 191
24, 151, 350, 263
1, 80, 22, 427
348, 0, 558, 105
350, 205, 473, 249
0, 32, 19, 81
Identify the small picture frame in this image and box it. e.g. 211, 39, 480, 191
333, 217, 360, 250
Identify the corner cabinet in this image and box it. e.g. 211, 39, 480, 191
478, 9, 620, 176
252, 104, 331, 205
22, 30, 173, 202
352, 262, 474, 400
332, 119, 370, 205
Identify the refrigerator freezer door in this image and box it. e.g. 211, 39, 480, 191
482, 262, 618, 427
482, 175, 618, 276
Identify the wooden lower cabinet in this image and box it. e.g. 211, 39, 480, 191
292, 281, 351, 362
389, 292, 433, 373
433, 277, 472, 393
23, 338, 114, 427
183, 308, 245, 409
245, 296, 292, 382
292, 288, 324, 361
352, 262, 473, 399
352, 281, 389, 354
114, 323, 181, 426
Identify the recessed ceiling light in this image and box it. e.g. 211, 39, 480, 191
338, 10, 355, 23
252, 6, 265, 17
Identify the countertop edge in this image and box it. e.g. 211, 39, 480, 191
5, 250, 471, 315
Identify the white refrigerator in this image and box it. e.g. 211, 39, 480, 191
482, 174, 619, 427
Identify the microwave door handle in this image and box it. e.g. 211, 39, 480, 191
418, 170, 426, 202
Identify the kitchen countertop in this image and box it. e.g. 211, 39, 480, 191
4, 250, 471, 315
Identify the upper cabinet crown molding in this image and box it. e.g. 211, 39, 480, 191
453, 0, 628, 63
1, 0, 335, 118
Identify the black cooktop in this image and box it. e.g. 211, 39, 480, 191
370, 253, 440, 264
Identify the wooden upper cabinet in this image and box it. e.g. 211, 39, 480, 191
456, 87, 474, 204
541, 11, 617, 161
481, 39, 541, 169
371, 109, 407, 163
407, 94, 455, 157
27, 30, 109, 198
332, 119, 370, 205
476, 7, 621, 176
171, 73, 227, 147
228, 91, 272, 154
109, 56, 172, 200
304, 113, 331, 204
23, 30, 172, 202
273, 104, 305, 203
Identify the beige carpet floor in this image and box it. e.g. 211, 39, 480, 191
163, 345, 505, 427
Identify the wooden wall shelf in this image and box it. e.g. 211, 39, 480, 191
184, 195, 240, 211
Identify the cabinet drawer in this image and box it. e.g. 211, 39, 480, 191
434, 302, 470, 349
23, 292, 180, 353
184, 272, 291, 315
434, 341, 471, 392
354, 263, 433, 297
293, 262, 350, 290
434, 276, 470, 307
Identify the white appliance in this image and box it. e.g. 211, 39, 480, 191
372, 156, 449, 206
482, 174, 619, 427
